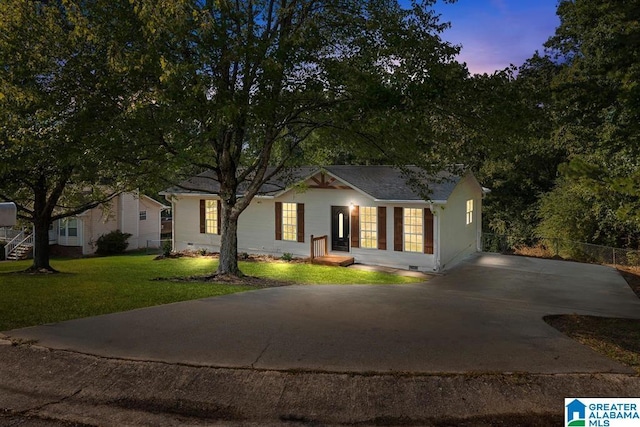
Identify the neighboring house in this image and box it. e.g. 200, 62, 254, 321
49, 191, 169, 256
161, 166, 484, 272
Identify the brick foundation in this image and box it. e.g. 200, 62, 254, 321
49, 245, 83, 258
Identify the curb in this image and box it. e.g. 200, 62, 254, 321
1, 344, 639, 426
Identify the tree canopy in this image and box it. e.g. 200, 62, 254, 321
472, 0, 640, 251
536, 0, 640, 247
0, 0, 150, 270
128, 0, 469, 275
5, 0, 637, 272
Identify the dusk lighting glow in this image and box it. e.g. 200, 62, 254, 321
431, 0, 560, 75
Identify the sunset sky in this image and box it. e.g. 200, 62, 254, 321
431, 0, 560, 74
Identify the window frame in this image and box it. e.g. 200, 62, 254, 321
281, 202, 297, 241
205, 200, 218, 234
403, 208, 423, 253
359, 206, 378, 249
59, 218, 78, 237
466, 199, 474, 225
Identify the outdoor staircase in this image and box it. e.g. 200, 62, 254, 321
7, 243, 33, 260
3, 231, 34, 261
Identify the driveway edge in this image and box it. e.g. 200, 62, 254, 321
1, 343, 639, 426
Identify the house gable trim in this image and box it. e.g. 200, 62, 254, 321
141, 194, 169, 208
308, 173, 352, 190
374, 199, 446, 204
271, 169, 377, 201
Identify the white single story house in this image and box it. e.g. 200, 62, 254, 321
50, 191, 168, 256
161, 166, 483, 272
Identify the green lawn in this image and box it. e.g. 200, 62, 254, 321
0, 253, 420, 331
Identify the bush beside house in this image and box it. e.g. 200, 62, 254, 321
96, 230, 132, 255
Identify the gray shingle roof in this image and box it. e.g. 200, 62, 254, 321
162, 165, 462, 202
161, 167, 318, 196
324, 166, 460, 201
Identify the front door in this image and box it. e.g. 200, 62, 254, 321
331, 206, 350, 252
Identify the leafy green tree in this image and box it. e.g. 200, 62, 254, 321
0, 0, 149, 271
540, 0, 640, 246
131, 0, 467, 276
460, 55, 563, 239
537, 176, 640, 252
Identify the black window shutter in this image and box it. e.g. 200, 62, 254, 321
351, 205, 359, 248
297, 203, 305, 243
199, 200, 205, 234
378, 207, 387, 250
275, 202, 282, 240
394, 207, 403, 251
424, 209, 434, 254
217, 200, 222, 235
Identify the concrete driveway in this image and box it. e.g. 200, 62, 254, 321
5, 254, 640, 374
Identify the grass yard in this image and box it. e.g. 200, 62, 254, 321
237, 260, 421, 285
545, 314, 640, 374
0, 253, 420, 331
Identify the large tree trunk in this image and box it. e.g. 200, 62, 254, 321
216, 202, 242, 276
213, 131, 274, 277
28, 181, 55, 272
30, 217, 54, 272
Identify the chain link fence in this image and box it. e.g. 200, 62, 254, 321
482, 233, 640, 268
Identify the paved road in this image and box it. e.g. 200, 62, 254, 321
5, 254, 640, 374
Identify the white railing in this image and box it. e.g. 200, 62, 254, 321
0, 228, 22, 241
310, 235, 328, 260
4, 231, 24, 259
5, 232, 33, 260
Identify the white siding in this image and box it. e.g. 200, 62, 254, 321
81, 202, 117, 254
351, 208, 439, 271
173, 186, 440, 271
138, 196, 164, 248
437, 173, 483, 269
119, 193, 140, 250
170, 171, 483, 271
54, 191, 165, 255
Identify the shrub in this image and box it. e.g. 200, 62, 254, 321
624, 250, 640, 267
281, 252, 293, 262
0, 242, 5, 261
96, 230, 132, 255
162, 240, 172, 257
